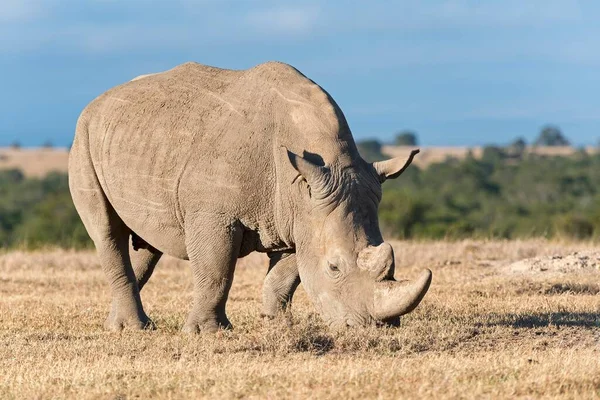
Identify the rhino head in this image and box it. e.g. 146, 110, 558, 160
285, 148, 431, 327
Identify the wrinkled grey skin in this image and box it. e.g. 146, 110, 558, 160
69, 61, 431, 332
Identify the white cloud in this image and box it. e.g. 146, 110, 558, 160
0, 0, 48, 22
0, 0, 593, 61
245, 5, 320, 37
430, 0, 582, 26
324, 0, 583, 35
64, 23, 192, 54
0, 2, 323, 54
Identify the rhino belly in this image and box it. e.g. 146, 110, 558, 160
103, 172, 188, 259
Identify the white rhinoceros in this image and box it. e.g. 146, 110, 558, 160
68, 61, 431, 332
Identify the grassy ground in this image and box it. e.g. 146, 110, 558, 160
1, 240, 599, 399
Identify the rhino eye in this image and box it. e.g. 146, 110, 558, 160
328, 262, 339, 273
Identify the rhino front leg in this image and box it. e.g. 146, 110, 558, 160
182, 219, 242, 333
262, 251, 300, 319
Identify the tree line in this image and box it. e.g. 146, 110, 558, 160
374, 145, 600, 239
1, 127, 599, 248
0, 170, 89, 248
362, 125, 571, 155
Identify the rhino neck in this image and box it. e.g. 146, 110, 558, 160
270, 136, 361, 253
257, 62, 363, 251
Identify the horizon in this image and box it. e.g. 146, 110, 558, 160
1, 1, 599, 147
2, 139, 595, 150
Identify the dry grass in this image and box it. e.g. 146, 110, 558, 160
0, 148, 69, 177
1, 240, 599, 399
0, 146, 596, 177
382, 145, 598, 167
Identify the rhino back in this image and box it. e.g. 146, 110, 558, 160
80, 61, 355, 256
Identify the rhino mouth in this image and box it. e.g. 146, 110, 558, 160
322, 269, 432, 328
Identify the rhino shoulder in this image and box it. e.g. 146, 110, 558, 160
250, 61, 346, 128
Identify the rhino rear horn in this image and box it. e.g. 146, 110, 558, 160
357, 243, 395, 281
372, 149, 420, 182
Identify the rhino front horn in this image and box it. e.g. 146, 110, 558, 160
371, 269, 432, 321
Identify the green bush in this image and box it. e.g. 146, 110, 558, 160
0, 170, 91, 249
394, 131, 418, 146
2, 148, 600, 248
380, 151, 600, 240
554, 214, 595, 239
356, 139, 385, 162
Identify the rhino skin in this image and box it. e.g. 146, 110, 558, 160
68, 61, 431, 332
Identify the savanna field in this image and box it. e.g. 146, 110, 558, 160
1, 240, 599, 399
4, 1, 600, 399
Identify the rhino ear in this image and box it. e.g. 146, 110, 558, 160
372, 149, 420, 182
284, 148, 329, 190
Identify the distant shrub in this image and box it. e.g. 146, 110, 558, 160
0, 170, 91, 248
3, 145, 600, 247
534, 125, 570, 146
357, 139, 385, 162
555, 214, 594, 239
507, 137, 527, 159
481, 146, 507, 165
394, 131, 418, 146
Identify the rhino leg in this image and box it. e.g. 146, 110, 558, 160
261, 251, 300, 319
130, 239, 162, 291
70, 181, 151, 331
182, 219, 242, 333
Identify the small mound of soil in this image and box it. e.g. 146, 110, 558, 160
508, 252, 600, 274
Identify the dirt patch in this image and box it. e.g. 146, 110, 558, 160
507, 252, 600, 275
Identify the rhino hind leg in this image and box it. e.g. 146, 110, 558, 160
261, 251, 300, 320
70, 174, 152, 331
182, 218, 243, 333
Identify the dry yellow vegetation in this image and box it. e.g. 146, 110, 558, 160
382, 145, 598, 168
0, 148, 69, 177
1, 240, 599, 399
1, 145, 597, 177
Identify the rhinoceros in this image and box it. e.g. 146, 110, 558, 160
68, 61, 431, 332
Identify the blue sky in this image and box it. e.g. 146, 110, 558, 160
1, 0, 599, 147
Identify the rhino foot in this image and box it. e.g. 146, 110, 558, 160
104, 301, 155, 331
181, 315, 232, 334
261, 310, 294, 328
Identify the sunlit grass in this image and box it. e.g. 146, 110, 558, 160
1, 240, 599, 398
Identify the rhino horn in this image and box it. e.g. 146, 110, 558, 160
371, 269, 432, 321
357, 242, 395, 281
372, 149, 420, 182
